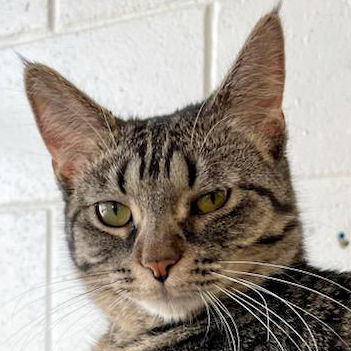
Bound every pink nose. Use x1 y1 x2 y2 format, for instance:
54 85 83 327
143 259 178 283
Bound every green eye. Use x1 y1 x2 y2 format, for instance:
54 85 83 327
195 190 228 214
96 201 132 227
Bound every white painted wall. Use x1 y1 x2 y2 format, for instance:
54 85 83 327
0 1 350 350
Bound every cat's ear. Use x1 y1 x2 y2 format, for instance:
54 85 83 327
209 11 285 158
24 63 119 189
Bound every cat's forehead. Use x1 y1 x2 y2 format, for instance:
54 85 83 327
77 107 267 206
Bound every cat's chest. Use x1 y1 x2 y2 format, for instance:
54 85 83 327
93 304 350 351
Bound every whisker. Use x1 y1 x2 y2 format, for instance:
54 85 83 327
190 99 207 147
253 283 351 350
218 285 305 351
223 269 351 315
229 276 271 342
214 285 287 351
101 108 118 151
12 281 93 319
2 268 118 312
199 114 234 154
204 291 236 351
49 297 107 351
51 288 119 333
53 290 127 350
7 269 122 326
198 291 211 343
238 277 351 351
107 322 117 349
203 293 221 330
214 276 313 351
208 290 240 351
234 279 316 351
16 291 103 351
3 278 124 349
219 260 351 295
214 272 351 350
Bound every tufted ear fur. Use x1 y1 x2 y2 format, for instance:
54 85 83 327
208 11 286 159
24 63 120 190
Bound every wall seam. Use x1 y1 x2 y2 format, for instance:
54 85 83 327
45 208 53 351
203 1 220 97
48 0 57 32
0 0 215 50
0 200 62 212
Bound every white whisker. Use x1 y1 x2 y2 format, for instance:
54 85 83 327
213 271 351 350
214 285 287 351
190 100 207 147
243 277 351 350
217 284 306 351
223 269 351 315
204 291 237 351
198 291 211 343
219 260 351 295
208 290 240 351
199 114 234 154
234 279 316 351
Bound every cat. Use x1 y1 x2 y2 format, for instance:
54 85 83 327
24 9 351 351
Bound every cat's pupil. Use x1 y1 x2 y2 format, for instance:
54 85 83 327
112 202 119 214
210 192 216 203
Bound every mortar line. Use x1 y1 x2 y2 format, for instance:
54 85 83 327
48 0 57 32
45 208 53 351
0 200 61 211
0 0 213 50
203 1 220 97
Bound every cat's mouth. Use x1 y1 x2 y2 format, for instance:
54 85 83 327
135 290 204 322
130 282 204 321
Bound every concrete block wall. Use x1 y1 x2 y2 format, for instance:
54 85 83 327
0 1 350 350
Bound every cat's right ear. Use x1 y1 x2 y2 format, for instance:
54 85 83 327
24 63 120 190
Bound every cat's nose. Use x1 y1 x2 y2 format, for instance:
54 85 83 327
143 258 179 283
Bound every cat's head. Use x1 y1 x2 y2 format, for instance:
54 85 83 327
25 11 301 323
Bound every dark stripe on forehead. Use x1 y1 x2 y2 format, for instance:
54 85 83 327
118 159 129 194
239 184 293 213
164 142 176 177
138 141 146 180
148 123 165 179
131 124 147 180
185 156 197 188
149 147 160 178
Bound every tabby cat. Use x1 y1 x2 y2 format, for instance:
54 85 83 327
24 10 351 351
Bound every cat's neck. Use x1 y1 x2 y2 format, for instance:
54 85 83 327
95 301 188 350
106 298 166 336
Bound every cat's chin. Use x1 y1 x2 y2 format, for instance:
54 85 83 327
135 294 204 322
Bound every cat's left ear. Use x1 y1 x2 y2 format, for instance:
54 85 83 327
24 63 120 190
208 11 285 159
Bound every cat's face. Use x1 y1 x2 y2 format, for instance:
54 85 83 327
25 12 301 322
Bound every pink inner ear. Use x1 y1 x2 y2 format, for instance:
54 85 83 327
52 157 76 182
39 116 82 181
260 117 285 138
256 95 282 109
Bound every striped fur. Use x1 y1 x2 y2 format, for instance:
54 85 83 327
25 10 351 351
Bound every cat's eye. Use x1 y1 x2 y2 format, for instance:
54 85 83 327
96 201 132 227
194 190 228 214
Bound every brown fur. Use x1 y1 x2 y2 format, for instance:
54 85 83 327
24 10 350 351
